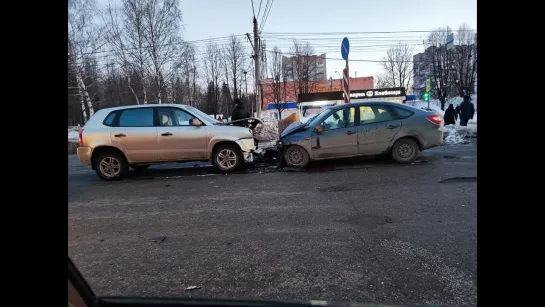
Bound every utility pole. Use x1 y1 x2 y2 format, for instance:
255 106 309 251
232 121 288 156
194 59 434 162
243 71 248 97
253 17 261 118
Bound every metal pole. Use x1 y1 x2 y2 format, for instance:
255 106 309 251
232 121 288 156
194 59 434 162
253 17 261 118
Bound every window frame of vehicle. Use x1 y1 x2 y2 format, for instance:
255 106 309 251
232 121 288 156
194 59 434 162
389 105 415 119
155 107 201 127
318 106 356 131
109 107 156 128
358 104 400 125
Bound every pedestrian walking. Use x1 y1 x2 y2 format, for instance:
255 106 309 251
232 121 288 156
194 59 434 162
458 95 475 126
443 104 456 125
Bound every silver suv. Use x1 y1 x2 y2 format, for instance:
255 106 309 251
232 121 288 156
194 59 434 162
76 104 256 180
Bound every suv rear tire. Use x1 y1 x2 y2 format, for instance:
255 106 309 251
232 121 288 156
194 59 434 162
391 138 420 164
94 151 128 181
213 143 243 173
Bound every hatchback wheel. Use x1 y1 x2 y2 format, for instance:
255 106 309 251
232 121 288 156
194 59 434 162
213 144 242 172
284 145 310 168
94 151 128 181
391 138 420 163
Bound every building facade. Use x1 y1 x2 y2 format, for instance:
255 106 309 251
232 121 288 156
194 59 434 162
260 76 374 110
282 53 327 82
412 34 477 96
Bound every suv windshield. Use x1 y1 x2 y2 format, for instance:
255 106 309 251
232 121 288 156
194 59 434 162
185 105 219 124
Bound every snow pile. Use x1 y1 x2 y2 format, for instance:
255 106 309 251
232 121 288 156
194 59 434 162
68 126 80 142
443 126 466 145
254 117 279 142
443 125 477 145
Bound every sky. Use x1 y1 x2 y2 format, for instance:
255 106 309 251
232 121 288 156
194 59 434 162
181 0 477 83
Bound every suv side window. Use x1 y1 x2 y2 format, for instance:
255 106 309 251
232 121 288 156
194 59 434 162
359 105 396 125
118 108 154 127
103 111 117 126
392 106 414 119
157 107 195 126
321 107 355 131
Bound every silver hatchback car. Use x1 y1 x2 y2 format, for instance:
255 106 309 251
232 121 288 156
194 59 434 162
76 104 257 180
278 101 444 167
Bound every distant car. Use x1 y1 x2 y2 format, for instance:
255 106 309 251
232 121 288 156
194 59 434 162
278 101 443 168
76 104 257 181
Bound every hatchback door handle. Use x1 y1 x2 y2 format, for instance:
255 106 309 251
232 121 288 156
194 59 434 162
346 130 356 135
161 132 173 136
114 133 126 137
386 125 398 129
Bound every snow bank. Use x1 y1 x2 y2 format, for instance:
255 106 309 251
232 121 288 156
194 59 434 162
68 126 80 142
254 117 279 142
443 125 477 145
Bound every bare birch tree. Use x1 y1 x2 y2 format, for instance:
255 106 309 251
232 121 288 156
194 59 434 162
103 3 141 104
121 0 151 104
379 43 414 90
225 35 247 99
181 43 197 106
288 40 319 99
203 41 222 116
374 72 391 88
426 27 455 110
268 46 286 120
68 0 102 122
453 24 477 97
141 0 184 103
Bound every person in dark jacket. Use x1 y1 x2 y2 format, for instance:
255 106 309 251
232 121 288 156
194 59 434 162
454 105 460 121
231 98 250 127
443 104 456 125
459 95 475 126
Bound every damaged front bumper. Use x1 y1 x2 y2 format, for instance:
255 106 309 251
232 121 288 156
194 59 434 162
236 138 257 163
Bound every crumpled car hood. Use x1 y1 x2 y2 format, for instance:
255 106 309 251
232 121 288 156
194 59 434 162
280 121 307 138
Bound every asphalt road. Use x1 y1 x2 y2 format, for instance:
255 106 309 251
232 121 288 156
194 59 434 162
68 143 477 307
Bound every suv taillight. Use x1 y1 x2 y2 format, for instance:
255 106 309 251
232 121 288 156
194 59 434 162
427 114 442 125
78 129 84 147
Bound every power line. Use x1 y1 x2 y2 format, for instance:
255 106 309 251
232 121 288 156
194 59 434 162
259 0 273 32
257 0 263 19
262 29 476 35
79 34 247 56
263 49 434 63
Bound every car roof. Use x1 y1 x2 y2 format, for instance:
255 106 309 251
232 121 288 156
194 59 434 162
97 103 189 112
327 101 410 111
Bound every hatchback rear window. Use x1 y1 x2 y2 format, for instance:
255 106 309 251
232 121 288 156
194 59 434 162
392 106 415 119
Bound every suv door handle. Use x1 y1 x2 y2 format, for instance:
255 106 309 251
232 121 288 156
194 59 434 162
114 133 126 137
161 132 173 136
386 125 398 129
346 130 356 135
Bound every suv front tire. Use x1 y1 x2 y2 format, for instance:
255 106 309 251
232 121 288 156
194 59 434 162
213 143 242 173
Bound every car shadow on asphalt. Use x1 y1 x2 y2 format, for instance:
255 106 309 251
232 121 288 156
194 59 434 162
122 154 436 181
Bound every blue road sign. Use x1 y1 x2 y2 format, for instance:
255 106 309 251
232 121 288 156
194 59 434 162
341 37 350 60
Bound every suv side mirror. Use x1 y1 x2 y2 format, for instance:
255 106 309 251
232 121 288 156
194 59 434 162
314 125 324 133
190 118 203 126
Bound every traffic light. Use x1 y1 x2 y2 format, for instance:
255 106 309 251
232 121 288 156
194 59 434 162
422 92 430 102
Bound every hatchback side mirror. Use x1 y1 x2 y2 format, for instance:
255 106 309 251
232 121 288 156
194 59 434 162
314 125 324 133
190 118 203 126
